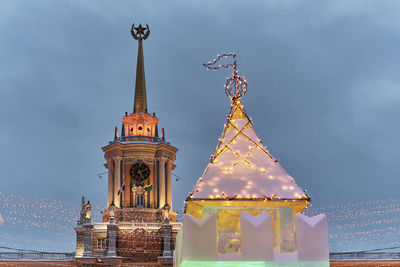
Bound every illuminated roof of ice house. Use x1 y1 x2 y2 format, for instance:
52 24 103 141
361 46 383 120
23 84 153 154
188 53 309 201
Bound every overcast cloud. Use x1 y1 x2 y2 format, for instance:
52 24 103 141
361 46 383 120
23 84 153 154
1 0 400 215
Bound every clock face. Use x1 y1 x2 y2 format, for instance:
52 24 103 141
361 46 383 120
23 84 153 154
130 163 150 182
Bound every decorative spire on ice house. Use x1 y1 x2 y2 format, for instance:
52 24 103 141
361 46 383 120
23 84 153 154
188 53 309 201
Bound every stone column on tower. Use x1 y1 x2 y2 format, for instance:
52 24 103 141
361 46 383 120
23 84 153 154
158 157 167 208
145 190 148 207
121 159 126 207
166 160 173 209
153 159 159 208
107 160 114 208
113 157 122 207
124 165 131 208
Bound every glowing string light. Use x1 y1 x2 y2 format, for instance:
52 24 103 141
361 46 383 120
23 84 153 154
203 53 247 101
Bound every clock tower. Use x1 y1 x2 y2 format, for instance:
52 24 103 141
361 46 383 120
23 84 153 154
101 24 178 222
74 24 178 266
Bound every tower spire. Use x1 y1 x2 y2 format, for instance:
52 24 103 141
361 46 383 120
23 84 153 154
131 24 150 113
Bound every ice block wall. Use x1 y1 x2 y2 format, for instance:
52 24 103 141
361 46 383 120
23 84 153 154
296 213 329 262
240 211 274 261
177 211 329 265
181 213 218 261
173 227 183 267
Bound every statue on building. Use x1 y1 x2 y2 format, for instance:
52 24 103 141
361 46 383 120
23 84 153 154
109 202 115 218
78 197 92 224
85 201 92 220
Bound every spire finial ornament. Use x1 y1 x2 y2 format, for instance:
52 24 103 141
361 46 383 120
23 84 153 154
131 24 150 41
131 23 150 113
203 53 248 102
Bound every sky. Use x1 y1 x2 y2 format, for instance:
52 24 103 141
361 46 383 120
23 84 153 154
1 0 400 234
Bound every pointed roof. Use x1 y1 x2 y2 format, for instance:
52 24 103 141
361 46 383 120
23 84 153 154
131 24 150 113
189 99 308 201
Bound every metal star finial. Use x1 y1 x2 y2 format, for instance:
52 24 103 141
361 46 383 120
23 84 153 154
203 53 248 102
131 23 150 41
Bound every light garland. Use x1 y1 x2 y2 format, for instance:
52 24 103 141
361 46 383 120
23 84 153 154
203 53 247 101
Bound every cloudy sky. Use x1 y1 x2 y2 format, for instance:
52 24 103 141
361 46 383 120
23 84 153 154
1 0 400 217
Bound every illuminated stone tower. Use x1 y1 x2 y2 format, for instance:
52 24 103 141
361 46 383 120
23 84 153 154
102 24 178 220
75 24 178 266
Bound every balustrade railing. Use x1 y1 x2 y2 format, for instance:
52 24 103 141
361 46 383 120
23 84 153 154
330 251 400 260
111 135 166 144
0 252 75 260
2 251 400 261
118 221 180 229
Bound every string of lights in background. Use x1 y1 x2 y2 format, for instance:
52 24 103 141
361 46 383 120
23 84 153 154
306 198 400 252
1 191 400 253
0 192 102 252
